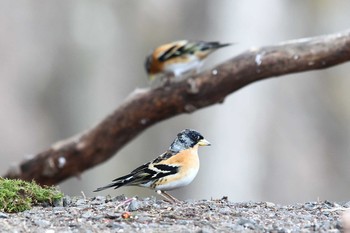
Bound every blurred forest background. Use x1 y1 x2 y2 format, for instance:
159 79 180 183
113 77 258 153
1 0 350 204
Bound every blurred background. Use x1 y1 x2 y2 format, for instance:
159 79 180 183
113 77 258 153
1 0 350 204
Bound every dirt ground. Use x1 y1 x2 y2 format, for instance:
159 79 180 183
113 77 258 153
0 195 347 232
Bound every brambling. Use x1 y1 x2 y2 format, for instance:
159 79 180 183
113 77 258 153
94 129 211 203
145 40 231 82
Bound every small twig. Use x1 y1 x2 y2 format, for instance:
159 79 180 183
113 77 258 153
321 207 350 212
116 197 136 211
81 191 87 200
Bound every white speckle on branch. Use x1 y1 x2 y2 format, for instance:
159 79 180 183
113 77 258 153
42 157 56 177
293 54 300 60
187 78 199 94
140 118 149 125
58 156 66 168
184 104 197 112
255 53 263 66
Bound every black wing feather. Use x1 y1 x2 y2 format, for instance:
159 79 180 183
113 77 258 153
94 151 180 192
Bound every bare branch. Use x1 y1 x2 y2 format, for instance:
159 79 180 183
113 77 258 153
4 29 350 185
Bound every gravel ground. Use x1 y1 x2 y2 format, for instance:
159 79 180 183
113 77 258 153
0 195 347 232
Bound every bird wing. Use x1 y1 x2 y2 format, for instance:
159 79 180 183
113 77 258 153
109 162 179 188
158 41 231 62
158 41 196 62
93 151 180 192
108 151 178 185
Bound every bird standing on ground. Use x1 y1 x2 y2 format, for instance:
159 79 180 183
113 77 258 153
145 40 231 82
94 129 211 203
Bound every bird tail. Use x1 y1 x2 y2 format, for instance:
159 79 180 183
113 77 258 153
93 174 136 192
93 182 120 192
202 41 232 50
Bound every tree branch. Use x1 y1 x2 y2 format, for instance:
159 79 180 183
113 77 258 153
4 29 350 185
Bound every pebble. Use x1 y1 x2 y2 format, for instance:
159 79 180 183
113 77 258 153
107 222 124 230
53 198 63 207
62 196 72 207
237 218 258 230
75 198 86 206
343 201 350 208
81 211 93 219
52 207 65 214
34 219 51 227
219 207 231 215
45 229 55 233
0 212 9 218
265 202 275 208
112 195 126 202
91 196 106 205
128 200 140 211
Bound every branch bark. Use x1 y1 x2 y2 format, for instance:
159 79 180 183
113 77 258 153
4 29 350 185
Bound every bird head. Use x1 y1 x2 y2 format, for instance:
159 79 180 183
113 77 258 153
169 129 210 153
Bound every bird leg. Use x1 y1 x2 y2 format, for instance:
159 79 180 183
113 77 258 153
156 190 180 203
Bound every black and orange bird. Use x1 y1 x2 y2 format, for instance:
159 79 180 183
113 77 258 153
145 40 231 82
94 129 211 203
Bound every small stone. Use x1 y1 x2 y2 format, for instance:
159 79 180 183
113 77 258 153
0 212 8 218
75 198 86 206
34 219 51 227
63 196 72 207
107 222 124 230
184 199 195 204
53 207 65 214
266 202 276 208
45 229 55 233
128 200 140 211
219 207 231 215
121 212 131 219
177 220 190 225
40 201 51 207
113 195 126 202
207 204 217 211
304 202 318 210
91 196 106 205
82 211 93 218
53 198 63 207
152 203 161 209
221 196 229 201
238 218 258 230
343 201 350 208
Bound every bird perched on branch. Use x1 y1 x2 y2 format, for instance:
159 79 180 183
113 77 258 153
94 129 211 203
145 40 231 82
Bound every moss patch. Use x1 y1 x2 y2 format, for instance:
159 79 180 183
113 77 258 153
0 177 63 213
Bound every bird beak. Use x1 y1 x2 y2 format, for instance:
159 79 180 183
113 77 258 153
198 139 211 146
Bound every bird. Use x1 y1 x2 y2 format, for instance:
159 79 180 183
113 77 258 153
145 40 231 82
93 129 211 203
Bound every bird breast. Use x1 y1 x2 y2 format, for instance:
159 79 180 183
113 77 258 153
154 146 200 191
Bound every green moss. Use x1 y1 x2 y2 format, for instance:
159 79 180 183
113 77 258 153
0 177 63 213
